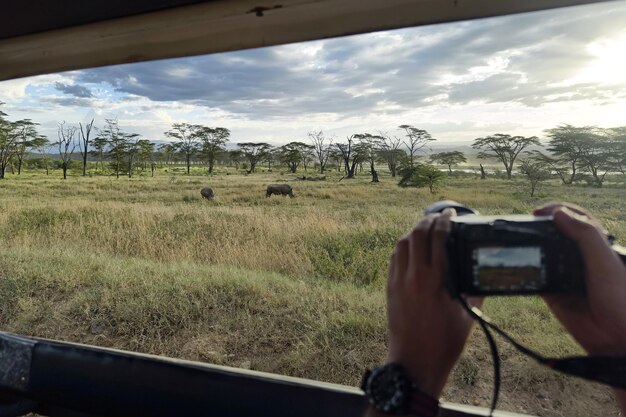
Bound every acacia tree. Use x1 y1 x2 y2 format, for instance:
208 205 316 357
34 136 51 175
541 125 614 186
279 142 307 173
125 134 142 178
137 140 155 172
0 108 19 179
430 151 467 174
577 131 613 187
308 130 333 173
377 132 402 177
14 119 40 175
399 125 435 166
195 126 230 173
300 144 315 172
472 134 540 179
56 121 78 180
328 148 343 172
519 158 551 197
398 164 445 193
265 148 279 171
157 143 177 167
354 133 383 182
78 118 95 176
91 136 108 172
99 119 127 179
228 150 243 169
540 124 590 185
238 142 272 173
606 126 626 174
164 123 199 174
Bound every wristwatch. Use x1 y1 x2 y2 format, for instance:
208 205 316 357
361 363 439 416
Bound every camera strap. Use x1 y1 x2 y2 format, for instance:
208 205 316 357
456 296 626 415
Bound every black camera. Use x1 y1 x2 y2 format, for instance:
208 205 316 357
446 214 585 296
424 201 586 296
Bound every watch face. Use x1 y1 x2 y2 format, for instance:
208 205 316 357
366 364 412 413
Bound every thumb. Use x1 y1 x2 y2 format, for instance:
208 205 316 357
553 207 615 270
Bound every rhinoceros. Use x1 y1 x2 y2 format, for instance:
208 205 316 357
200 187 215 200
266 184 294 198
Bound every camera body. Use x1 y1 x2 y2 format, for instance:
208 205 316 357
446 215 585 296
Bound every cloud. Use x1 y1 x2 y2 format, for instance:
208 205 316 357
68 1 626 122
42 97 94 107
1 1 626 143
54 82 93 98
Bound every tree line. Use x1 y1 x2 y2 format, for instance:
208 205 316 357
1 103 624 191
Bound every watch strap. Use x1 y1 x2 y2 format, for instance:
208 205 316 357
406 388 439 417
361 364 440 416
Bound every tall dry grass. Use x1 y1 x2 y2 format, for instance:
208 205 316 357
0 168 624 416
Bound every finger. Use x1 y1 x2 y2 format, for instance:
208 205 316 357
408 214 439 272
542 293 588 315
388 246 398 290
431 208 455 268
394 238 410 278
553 207 617 270
388 237 409 294
534 202 594 221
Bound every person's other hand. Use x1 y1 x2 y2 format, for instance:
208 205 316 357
534 203 626 356
386 208 482 398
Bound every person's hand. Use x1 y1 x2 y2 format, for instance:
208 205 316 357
534 203 626 356
386 208 482 398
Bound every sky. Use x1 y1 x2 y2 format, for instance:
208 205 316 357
477 247 542 268
1 1 625 147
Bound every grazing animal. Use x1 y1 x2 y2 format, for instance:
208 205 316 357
266 184 294 198
200 187 215 200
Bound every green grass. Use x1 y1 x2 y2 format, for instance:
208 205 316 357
0 166 623 416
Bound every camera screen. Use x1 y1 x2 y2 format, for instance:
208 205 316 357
472 246 546 291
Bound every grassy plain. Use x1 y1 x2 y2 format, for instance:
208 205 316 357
0 166 624 416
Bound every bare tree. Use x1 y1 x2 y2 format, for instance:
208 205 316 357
399 125 435 166
308 130 333 173
336 135 365 179
56 121 77 180
78 118 95 176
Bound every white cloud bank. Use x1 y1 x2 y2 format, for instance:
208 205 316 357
1 1 625 145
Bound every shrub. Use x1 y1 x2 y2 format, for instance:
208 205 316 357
398 164 445 193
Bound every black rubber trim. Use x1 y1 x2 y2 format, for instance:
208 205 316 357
0 0 214 40
28 339 366 417
0 333 530 416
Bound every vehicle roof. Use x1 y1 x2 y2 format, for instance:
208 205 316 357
0 0 617 81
